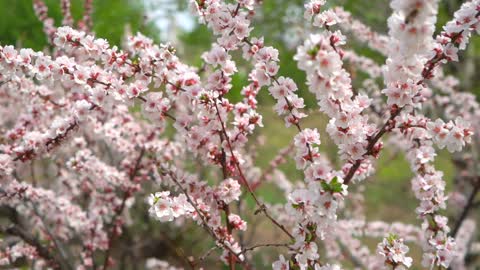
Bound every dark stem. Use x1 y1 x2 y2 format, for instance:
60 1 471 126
0 216 61 270
212 101 294 240
344 108 401 185
102 148 145 270
160 169 249 267
451 178 480 237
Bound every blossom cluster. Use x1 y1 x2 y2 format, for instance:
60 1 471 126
377 234 413 269
0 0 479 269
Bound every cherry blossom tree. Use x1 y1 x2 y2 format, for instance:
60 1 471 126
0 0 479 269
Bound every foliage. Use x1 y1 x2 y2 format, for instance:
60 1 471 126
0 0 157 50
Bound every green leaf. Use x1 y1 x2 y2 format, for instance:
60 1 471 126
329 176 344 193
387 233 398 245
307 45 320 57
321 176 343 193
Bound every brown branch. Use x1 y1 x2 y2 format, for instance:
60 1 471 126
0 80 11 87
343 107 401 185
212 100 294 240
102 148 145 270
159 168 249 267
342 20 478 186
1 191 72 269
0 224 61 269
451 178 480 237
242 243 289 254
31 203 74 270
218 133 237 270
223 204 236 270
252 143 294 190
12 104 97 162
198 245 218 262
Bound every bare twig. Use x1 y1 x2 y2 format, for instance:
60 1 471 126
213 101 294 240
198 246 219 262
242 243 289 254
217 133 237 270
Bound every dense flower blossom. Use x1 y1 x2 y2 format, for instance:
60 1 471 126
0 0 479 268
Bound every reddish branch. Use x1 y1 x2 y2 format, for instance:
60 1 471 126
218 133 238 270
343 18 480 186
212 100 295 240
343 107 401 185
12 104 97 162
13 119 79 162
0 225 62 269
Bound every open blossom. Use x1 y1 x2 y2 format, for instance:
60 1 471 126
382 80 426 107
0 0 478 268
0 242 38 266
269 77 298 99
422 232 456 268
228 214 247 231
272 255 289 270
377 234 413 269
148 192 194 222
286 189 318 219
313 9 341 27
1 45 18 64
73 100 92 120
441 0 480 51
216 178 242 204
426 117 473 152
294 128 320 149
0 154 13 177
304 0 326 20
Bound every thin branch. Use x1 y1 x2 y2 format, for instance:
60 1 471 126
212 100 294 240
13 104 97 162
198 246 219 262
159 168 249 268
344 108 401 185
31 204 74 270
0 80 11 87
451 178 480 237
337 239 367 270
242 243 289 254
102 148 145 270
0 224 61 269
218 132 237 270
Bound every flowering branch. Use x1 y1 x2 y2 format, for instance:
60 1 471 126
0 0 479 268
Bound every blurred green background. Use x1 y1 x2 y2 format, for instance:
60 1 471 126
0 0 478 269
